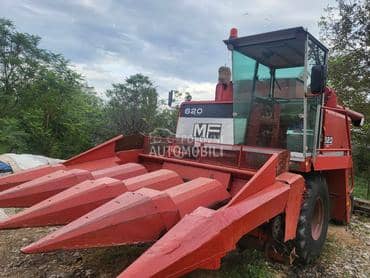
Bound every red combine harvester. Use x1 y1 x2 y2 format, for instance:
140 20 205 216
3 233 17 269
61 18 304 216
0 27 364 277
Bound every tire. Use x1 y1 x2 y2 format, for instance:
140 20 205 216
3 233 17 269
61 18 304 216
295 174 330 264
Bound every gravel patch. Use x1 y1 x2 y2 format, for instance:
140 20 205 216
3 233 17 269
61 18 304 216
0 210 369 277
0 209 7 220
270 215 370 277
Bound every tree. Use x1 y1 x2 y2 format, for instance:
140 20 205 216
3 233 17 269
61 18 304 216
0 19 52 116
105 74 159 136
104 75 193 137
155 90 192 134
319 0 370 175
319 0 369 109
0 18 105 158
18 67 105 158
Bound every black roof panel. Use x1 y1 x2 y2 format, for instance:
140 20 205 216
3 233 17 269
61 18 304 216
224 27 328 68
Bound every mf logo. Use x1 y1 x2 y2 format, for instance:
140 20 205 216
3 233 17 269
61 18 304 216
193 123 222 139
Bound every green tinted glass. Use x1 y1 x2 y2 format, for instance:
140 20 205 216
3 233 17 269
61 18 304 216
231 51 309 153
232 51 256 144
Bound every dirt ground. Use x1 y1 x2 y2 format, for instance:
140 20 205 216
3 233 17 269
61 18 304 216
269 215 370 278
0 209 369 278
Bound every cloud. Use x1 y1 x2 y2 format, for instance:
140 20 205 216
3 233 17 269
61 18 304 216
0 0 336 100
73 49 215 100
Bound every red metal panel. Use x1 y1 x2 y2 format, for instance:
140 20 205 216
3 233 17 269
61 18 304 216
166 177 230 217
0 170 182 229
325 169 351 223
323 105 364 127
228 177 251 197
276 172 305 241
163 162 231 188
21 189 179 253
0 164 66 192
116 149 143 163
63 157 121 171
140 154 256 177
322 109 350 151
124 169 183 191
91 163 146 180
0 135 142 192
0 178 124 229
226 154 278 206
63 135 123 166
313 156 352 170
118 182 289 277
0 169 93 207
0 163 147 208
21 178 229 253
289 158 312 173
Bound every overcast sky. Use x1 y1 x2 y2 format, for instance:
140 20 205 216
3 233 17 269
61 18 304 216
0 0 335 100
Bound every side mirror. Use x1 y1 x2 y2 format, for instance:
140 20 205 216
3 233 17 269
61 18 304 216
310 65 327 94
168 90 174 107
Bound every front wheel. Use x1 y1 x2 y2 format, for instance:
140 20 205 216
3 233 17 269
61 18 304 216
295 174 330 264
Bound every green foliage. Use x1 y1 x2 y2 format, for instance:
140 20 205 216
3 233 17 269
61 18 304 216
104 74 184 137
0 17 182 159
189 250 272 278
0 18 49 116
319 0 370 177
218 250 271 278
104 74 158 136
154 90 192 134
0 117 29 153
354 176 370 200
0 19 105 159
154 108 178 134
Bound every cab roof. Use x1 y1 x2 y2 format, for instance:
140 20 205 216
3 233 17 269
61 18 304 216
224 27 328 69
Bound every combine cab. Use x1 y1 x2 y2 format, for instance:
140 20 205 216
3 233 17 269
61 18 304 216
0 27 364 277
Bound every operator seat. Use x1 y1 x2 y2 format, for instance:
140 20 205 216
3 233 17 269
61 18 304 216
245 100 281 148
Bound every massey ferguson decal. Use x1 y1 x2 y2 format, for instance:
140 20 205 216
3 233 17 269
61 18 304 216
193 123 222 139
176 102 234 144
